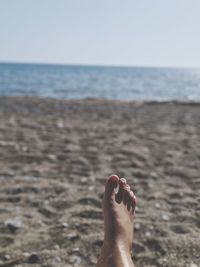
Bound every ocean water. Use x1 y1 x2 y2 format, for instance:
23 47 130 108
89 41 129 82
0 62 200 101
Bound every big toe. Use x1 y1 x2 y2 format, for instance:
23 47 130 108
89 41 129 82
104 174 119 199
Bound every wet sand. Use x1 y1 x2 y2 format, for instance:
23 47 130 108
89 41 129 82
0 96 200 267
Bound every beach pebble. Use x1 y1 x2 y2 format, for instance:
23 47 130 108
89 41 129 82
134 223 141 230
57 120 64 129
161 213 170 221
61 222 68 228
22 146 28 152
72 247 80 252
69 255 82 264
80 177 88 184
150 172 158 179
54 244 60 250
5 218 23 233
155 202 161 208
189 263 198 267
28 253 39 264
4 255 11 260
23 252 30 258
47 154 57 161
149 225 154 230
88 185 94 191
145 231 151 237
55 256 61 262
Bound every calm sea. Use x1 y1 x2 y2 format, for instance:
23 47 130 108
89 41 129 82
0 62 200 101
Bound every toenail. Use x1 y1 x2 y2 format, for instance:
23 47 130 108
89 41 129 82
119 178 127 185
108 174 119 182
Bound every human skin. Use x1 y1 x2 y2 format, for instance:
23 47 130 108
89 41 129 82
96 175 136 267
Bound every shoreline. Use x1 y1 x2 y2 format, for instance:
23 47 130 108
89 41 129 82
2 95 200 104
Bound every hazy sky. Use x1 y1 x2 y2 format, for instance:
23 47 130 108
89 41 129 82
0 0 200 67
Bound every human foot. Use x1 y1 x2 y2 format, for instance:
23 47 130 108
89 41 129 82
97 174 136 267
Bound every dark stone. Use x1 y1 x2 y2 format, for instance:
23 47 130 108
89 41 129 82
28 253 39 264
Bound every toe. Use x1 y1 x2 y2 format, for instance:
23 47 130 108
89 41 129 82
129 190 137 214
105 174 119 199
115 178 127 204
123 184 130 205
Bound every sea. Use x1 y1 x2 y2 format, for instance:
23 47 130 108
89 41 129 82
0 62 200 101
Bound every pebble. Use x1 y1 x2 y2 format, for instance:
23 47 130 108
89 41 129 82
4 255 11 260
149 225 154 230
80 177 88 184
55 256 61 262
161 213 170 221
5 218 23 233
57 120 64 129
47 154 57 161
150 172 158 179
190 263 198 267
88 185 94 191
67 233 79 241
69 255 82 264
145 231 151 237
28 253 39 264
72 247 80 252
155 202 161 208
134 223 141 230
23 252 30 258
61 222 68 228
54 244 60 250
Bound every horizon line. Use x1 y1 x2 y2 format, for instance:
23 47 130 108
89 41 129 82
0 60 200 70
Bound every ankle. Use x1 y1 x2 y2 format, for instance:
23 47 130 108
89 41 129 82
97 242 133 267
102 240 132 258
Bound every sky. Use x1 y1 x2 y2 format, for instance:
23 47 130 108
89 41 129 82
0 0 200 67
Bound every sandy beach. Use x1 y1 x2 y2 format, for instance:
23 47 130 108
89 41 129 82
0 96 199 267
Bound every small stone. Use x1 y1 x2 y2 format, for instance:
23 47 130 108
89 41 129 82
72 247 80 252
150 172 158 179
4 255 11 260
28 253 39 264
145 231 151 237
23 252 30 258
5 219 22 233
22 146 28 152
67 233 79 241
55 256 61 262
134 223 141 230
80 177 88 184
149 225 154 230
155 202 161 208
190 263 198 267
44 200 49 205
88 185 94 191
54 244 60 250
47 154 57 161
69 255 82 264
61 222 68 228
135 206 139 212
161 213 170 221
57 120 64 129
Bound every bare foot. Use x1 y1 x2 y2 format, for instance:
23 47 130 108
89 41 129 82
97 175 136 267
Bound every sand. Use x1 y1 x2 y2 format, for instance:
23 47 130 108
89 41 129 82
0 96 199 267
